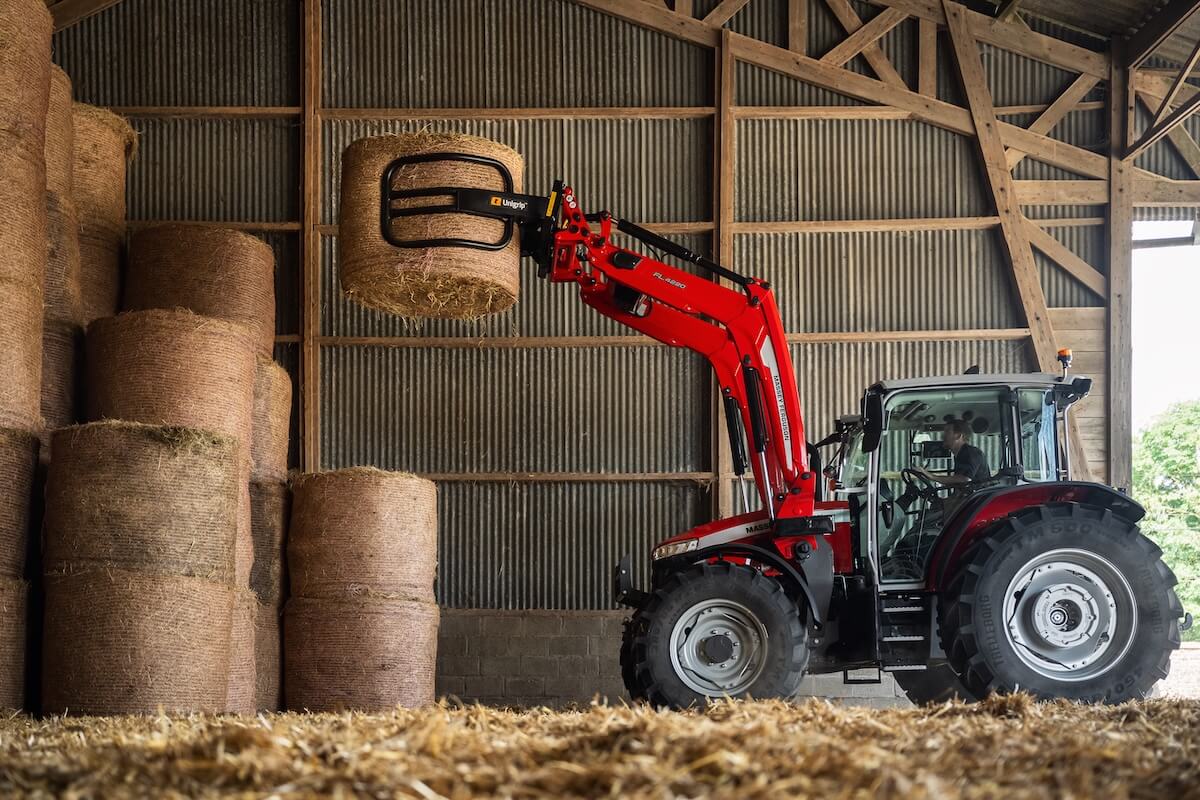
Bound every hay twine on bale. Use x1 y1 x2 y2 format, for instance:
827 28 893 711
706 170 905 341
0 0 51 151
289 467 437 601
0 577 26 711
338 132 524 319
41 566 233 715
250 357 292 484
39 321 83 448
44 421 241 584
0 428 38 579
85 309 258 464
0 276 45 432
249 480 288 605
125 226 277 358
254 600 282 712
73 103 136 324
1 696 1200 796
225 588 258 715
284 595 438 712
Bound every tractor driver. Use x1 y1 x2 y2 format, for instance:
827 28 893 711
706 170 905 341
914 419 990 488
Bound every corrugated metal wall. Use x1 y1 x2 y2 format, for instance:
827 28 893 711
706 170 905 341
53 0 1146 609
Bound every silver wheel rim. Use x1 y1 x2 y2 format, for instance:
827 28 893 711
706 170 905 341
669 599 769 697
1002 548 1137 681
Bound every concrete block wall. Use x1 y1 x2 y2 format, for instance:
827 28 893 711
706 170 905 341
436 609 908 707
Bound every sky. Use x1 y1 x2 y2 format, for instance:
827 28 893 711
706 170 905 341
1132 220 1200 433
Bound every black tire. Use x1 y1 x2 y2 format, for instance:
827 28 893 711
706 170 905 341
939 502 1184 703
623 562 809 708
892 664 978 705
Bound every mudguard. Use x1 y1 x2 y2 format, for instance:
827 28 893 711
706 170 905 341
926 481 1146 590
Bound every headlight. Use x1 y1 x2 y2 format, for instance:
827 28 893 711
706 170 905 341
652 539 698 560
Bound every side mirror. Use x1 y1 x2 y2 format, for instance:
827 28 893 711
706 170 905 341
863 392 884 453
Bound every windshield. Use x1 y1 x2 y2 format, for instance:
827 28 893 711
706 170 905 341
841 430 870 488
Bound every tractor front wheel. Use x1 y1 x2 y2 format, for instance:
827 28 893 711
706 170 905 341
939 502 1184 703
622 562 809 708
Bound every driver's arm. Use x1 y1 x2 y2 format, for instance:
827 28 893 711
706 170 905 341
911 465 971 487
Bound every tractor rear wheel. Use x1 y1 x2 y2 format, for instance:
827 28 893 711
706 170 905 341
939 502 1183 703
892 664 977 705
622 561 809 708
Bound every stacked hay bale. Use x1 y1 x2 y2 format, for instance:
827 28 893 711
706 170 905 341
72 103 135 325
339 133 524 318
41 66 85 457
0 0 53 711
285 469 438 711
85 309 258 712
248 357 292 710
40 422 238 714
117 224 282 711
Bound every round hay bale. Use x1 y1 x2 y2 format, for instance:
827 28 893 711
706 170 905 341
250 480 288 605
235 481 254 588
41 566 233 715
0 429 38 579
225 588 257 714
0 0 51 150
85 309 258 465
125 226 277 357
283 595 438 711
338 133 523 319
44 66 73 198
254 599 282 712
0 276 44 431
44 67 83 324
0 577 27 710
289 468 437 601
40 321 83 445
44 421 240 583
72 103 135 242
77 233 121 325
0 147 48 291
251 357 292 483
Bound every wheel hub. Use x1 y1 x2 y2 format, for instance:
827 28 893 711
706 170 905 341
1002 549 1136 681
670 600 768 697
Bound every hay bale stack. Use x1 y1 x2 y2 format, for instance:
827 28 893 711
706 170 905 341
250 481 288 606
0 278 44 432
289 468 437 601
43 422 239 582
255 601 282 711
44 65 82 324
251 357 292 484
226 589 257 714
124 226 277 358
41 567 233 715
0 0 51 144
0 577 27 710
72 104 136 324
0 429 39 579
284 595 438 712
39 322 82 456
338 133 523 319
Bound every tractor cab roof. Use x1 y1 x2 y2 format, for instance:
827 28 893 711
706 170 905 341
870 372 1087 394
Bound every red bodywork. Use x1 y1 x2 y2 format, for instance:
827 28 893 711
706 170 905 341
546 187 817 520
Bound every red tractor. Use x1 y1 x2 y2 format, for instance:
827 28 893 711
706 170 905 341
381 162 1191 707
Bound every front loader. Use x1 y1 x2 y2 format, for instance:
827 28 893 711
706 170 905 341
380 156 1191 707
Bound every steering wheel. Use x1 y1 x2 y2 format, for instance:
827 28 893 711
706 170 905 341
900 467 943 502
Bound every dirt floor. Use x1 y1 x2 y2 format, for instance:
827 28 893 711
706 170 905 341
1162 643 1200 698
0 695 1197 799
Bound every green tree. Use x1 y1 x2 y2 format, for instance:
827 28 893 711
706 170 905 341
1132 400 1200 641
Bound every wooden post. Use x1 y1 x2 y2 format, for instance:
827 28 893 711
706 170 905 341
301 0 321 472
788 0 806 54
1108 43 1134 490
918 18 937 96
712 29 736 518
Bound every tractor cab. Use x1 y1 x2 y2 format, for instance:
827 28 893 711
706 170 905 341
828 373 1093 587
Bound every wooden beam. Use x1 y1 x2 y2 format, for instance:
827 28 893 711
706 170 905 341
996 100 1105 116
674 0 694 16
714 29 736 518
126 220 302 233
1133 69 1199 105
918 18 937 96
727 33 1109 178
824 0 907 88
1126 91 1200 161
572 0 720 46
1023 219 1108 296
702 0 750 27
111 106 303 119
869 0 1108 79
731 105 912 119
420 472 716 484
1152 37 1200 125
48 0 123 29
730 216 1001 233
301 0 321 473
995 0 1025 23
788 0 807 54
1124 0 1200 69
1108 42 1135 490
1133 173 1200 205
942 0 1059 373
1136 92 1200 178
1005 74 1101 170
1015 180 1108 205
821 7 908 67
